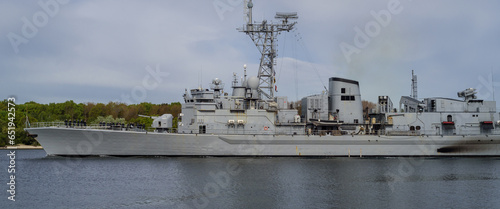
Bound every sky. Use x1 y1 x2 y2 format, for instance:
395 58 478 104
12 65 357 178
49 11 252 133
1 0 500 111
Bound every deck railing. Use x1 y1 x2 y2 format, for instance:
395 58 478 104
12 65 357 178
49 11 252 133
29 122 146 131
29 122 65 128
29 122 174 133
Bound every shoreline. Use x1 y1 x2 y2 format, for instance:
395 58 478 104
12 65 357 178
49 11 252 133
0 144 44 150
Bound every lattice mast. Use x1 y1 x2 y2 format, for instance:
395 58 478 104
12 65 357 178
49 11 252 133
411 70 418 99
239 0 298 100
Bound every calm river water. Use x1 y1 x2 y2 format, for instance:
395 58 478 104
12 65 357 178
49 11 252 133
1 150 500 209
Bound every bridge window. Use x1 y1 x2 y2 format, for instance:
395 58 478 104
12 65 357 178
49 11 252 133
341 96 355 101
341 88 346 94
199 125 206 134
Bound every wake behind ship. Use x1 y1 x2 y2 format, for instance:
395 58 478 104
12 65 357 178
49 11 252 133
25 1 500 157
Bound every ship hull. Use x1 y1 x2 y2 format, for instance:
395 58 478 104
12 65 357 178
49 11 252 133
26 127 500 157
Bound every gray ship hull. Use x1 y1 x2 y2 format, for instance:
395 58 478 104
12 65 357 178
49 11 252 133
26 127 500 157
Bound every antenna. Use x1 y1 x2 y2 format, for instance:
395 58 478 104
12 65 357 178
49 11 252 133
492 69 496 101
411 70 418 99
244 0 252 24
275 12 298 25
25 104 30 128
198 66 203 89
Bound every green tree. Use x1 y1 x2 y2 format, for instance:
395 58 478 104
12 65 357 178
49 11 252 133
89 103 105 121
92 115 126 124
0 100 185 147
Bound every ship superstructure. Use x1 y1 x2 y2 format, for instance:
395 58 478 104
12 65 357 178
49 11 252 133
179 73 304 135
301 77 500 137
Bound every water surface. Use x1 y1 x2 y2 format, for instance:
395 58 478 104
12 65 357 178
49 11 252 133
1 150 500 208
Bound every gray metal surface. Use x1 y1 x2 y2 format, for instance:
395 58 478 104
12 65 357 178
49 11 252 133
26 127 500 156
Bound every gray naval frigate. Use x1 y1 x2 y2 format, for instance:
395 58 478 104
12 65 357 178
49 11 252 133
25 1 500 156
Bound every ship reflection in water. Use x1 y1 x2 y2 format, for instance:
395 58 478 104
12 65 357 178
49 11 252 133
3 150 500 208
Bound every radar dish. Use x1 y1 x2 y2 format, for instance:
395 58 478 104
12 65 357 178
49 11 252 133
247 76 259 89
275 12 298 20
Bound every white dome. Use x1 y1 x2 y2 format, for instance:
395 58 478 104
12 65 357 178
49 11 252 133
247 76 259 89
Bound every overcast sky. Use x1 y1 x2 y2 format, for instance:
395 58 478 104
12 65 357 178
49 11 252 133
2 0 500 110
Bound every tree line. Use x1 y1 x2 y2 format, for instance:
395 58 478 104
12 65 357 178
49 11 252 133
0 100 181 147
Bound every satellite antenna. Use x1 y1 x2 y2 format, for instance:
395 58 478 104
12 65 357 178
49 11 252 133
239 0 298 100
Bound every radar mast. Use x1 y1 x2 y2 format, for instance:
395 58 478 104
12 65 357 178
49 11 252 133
239 0 298 100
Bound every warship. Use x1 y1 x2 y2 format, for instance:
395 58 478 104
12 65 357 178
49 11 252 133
25 1 500 157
